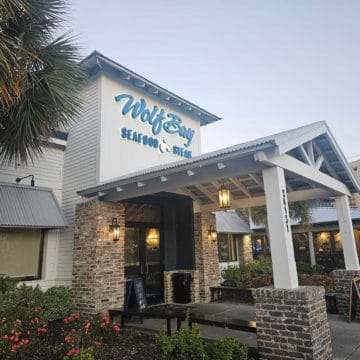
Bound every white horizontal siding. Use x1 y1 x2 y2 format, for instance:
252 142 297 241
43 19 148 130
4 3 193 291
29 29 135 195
57 77 100 282
0 147 64 204
0 147 65 283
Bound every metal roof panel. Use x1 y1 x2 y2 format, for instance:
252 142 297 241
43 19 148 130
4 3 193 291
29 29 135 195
0 182 67 228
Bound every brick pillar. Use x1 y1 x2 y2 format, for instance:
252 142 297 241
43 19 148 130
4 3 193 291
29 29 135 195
253 286 332 360
238 234 253 264
331 269 360 316
72 200 125 313
194 212 220 302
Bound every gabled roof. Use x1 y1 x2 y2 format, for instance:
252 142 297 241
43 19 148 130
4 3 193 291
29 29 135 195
78 121 360 206
80 51 221 126
0 182 67 228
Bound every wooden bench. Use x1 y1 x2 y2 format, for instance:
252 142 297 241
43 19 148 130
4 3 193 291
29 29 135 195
109 303 189 335
109 303 257 335
189 316 257 333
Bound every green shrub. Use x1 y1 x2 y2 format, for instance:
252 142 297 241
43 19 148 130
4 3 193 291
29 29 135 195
0 276 18 294
0 284 73 358
61 312 122 355
156 315 206 360
206 338 248 360
296 261 325 275
298 273 335 293
222 257 273 288
63 348 95 360
41 286 73 322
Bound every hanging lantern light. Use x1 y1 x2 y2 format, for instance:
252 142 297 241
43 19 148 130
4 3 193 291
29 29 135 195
208 225 217 242
109 218 120 241
218 183 230 209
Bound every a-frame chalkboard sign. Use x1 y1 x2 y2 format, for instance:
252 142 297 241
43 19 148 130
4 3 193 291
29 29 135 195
348 277 360 321
124 278 148 312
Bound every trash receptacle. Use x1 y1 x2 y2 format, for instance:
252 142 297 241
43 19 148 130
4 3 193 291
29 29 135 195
173 273 192 303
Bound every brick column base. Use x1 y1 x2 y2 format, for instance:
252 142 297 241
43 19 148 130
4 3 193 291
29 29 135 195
253 286 332 360
331 269 360 316
164 270 199 303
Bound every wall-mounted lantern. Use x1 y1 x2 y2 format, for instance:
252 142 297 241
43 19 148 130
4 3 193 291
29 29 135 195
16 174 35 187
208 225 217 242
218 183 230 209
109 218 120 241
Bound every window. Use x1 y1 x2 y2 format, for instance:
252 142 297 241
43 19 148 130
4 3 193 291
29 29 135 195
0 228 44 280
218 233 237 262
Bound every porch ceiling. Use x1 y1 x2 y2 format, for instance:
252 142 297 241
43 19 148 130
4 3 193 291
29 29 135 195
78 122 360 212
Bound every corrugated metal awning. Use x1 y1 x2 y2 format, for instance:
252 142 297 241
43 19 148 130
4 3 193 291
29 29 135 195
0 182 67 228
215 210 252 234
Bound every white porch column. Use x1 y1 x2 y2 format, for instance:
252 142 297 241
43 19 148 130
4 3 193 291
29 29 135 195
308 231 316 266
262 166 299 288
335 195 360 270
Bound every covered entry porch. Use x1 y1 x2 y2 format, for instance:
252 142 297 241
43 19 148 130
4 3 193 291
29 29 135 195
74 121 360 359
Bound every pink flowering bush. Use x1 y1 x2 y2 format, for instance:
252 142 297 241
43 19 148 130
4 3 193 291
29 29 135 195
0 277 72 358
61 312 122 356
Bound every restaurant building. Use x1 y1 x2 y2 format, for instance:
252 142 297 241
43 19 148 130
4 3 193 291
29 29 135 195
1 51 360 359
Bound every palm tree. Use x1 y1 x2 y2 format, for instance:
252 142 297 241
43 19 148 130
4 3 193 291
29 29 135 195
248 200 313 255
250 200 313 228
0 0 84 164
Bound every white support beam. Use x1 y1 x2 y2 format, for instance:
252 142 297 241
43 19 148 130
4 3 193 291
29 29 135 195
175 187 202 203
306 141 315 166
249 174 264 190
255 151 350 196
335 195 360 270
196 184 218 203
315 155 324 170
299 145 314 166
308 232 316 266
199 188 332 213
262 166 299 289
312 142 338 178
229 177 252 197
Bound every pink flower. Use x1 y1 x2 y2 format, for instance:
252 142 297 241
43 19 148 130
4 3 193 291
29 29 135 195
24 339 29 345
113 324 120 332
67 349 76 356
84 322 91 330
3 335 8 340
100 322 106 328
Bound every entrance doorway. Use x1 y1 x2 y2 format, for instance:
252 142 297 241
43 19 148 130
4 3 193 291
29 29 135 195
124 224 163 304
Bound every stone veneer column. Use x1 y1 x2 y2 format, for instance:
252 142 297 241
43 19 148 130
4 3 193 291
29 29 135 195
331 269 360 316
72 199 125 314
194 212 220 302
253 286 332 360
238 234 253 264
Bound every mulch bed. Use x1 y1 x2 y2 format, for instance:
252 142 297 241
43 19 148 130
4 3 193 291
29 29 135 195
11 321 161 360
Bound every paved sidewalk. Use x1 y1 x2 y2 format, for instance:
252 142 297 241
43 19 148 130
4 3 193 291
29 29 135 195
120 301 360 359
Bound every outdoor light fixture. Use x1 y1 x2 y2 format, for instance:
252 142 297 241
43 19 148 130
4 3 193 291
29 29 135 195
218 183 230 209
15 174 35 187
208 225 217 242
109 218 120 241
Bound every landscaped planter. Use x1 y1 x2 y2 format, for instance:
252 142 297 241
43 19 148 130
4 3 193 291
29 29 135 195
211 285 338 313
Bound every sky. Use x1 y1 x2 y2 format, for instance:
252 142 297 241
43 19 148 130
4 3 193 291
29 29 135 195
68 0 360 161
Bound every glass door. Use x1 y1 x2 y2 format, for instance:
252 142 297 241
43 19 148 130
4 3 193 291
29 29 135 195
125 226 163 304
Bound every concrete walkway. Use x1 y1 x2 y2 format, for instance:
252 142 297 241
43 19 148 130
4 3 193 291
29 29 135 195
121 301 360 359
